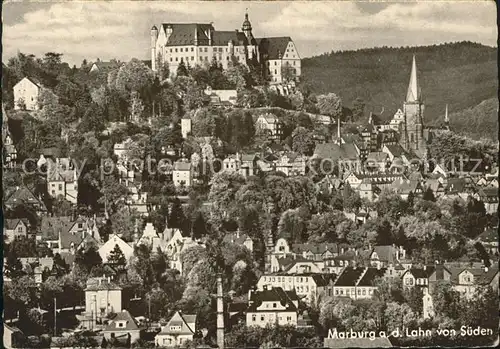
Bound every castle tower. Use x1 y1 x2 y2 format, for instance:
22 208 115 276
241 12 253 42
401 55 425 155
151 25 158 71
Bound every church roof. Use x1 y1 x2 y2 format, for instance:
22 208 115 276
212 31 248 46
406 55 421 103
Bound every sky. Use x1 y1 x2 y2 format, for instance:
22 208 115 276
3 1 498 66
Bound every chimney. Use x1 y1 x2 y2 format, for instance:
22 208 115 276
216 274 224 349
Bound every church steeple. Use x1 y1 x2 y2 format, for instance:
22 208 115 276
242 10 253 41
444 104 450 130
406 55 421 103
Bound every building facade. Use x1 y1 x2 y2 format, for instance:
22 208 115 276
13 77 42 111
151 13 301 84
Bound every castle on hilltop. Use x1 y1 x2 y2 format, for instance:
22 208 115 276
150 12 301 83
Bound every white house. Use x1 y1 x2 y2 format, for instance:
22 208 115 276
82 277 122 328
45 157 79 204
181 118 192 139
155 311 196 347
173 160 193 187
98 234 134 264
246 286 299 328
255 113 282 141
13 77 43 110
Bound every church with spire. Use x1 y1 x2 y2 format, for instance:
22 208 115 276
387 55 432 158
150 12 301 83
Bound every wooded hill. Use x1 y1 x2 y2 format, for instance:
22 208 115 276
302 41 498 139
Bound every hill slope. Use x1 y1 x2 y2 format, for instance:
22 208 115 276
302 41 498 138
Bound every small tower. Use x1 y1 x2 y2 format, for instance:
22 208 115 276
241 11 253 41
443 104 450 130
151 25 158 71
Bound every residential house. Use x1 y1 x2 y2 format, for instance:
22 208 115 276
368 245 406 268
345 172 403 191
113 138 134 162
164 229 200 275
475 228 498 256
82 277 122 328
239 153 259 177
246 287 300 327
359 124 378 153
222 154 241 173
451 266 499 299
255 113 283 141
402 266 436 288
45 157 79 204
173 160 193 187
13 77 43 110
424 179 445 198
155 311 196 347
89 61 120 73
3 324 25 349
137 223 168 252
427 264 452 293
5 186 47 214
356 178 378 202
477 187 498 214
256 273 334 305
274 152 307 176
102 310 142 344
390 177 424 200
325 266 386 300
4 219 30 241
98 234 134 264
382 144 413 173
323 250 360 274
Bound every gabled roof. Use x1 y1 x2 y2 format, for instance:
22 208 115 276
257 113 278 124
257 37 292 60
404 267 435 279
5 186 46 210
371 245 399 264
4 218 29 230
247 287 299 312
314 142 359 161
158 311 196 335
174 161 191 171
212 30 248 46
383 144 408 158
40 216 72 240
357 267 387 286
104 310 140 332
366 152 389 162
333 267 365 287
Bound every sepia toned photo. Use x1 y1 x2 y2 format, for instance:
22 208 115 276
2 1 498 348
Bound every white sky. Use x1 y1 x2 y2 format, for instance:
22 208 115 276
3 1 497 66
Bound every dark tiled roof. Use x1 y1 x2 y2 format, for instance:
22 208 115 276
405 267 435 279
162 23 212 46
104 310 140 332
334 267 365 287
383 144 408 158
257 37 292 60
4 218 29 230
5 186 46 210
357 267 387 286
372 245 399 263
247 287 298 312
212 30 248 46
174 161 191 171
477 227 498 243
40 216 72 240
314 142 359 161
292 243 339 255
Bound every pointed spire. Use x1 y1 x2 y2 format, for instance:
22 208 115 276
406 55 420 103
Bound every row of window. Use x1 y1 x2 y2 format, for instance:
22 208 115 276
251 314 292 322
267 61 298 66
169 55 240 63
170 47 242 53
331 288 373 296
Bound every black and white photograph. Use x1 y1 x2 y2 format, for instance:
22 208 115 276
2 1 498 348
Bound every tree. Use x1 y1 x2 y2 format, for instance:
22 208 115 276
192 211 208 240
5 249 25 279
384 302 418 332
291 126 315 156
317 93 342 122
107 244 127 268
176 60 188 77
168 197 186 230
277 208 308 243
422 187 436 202
115 58 154 96
307 210 346 243
128 91 145 122
351 97 365 121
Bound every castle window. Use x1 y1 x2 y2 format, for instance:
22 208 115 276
175 48 178 52
191 57 194 61
175 57 178 62
204 48 208 52
170 49 172 53
191 47 194 52
180 48 183 52
170 58 173 62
